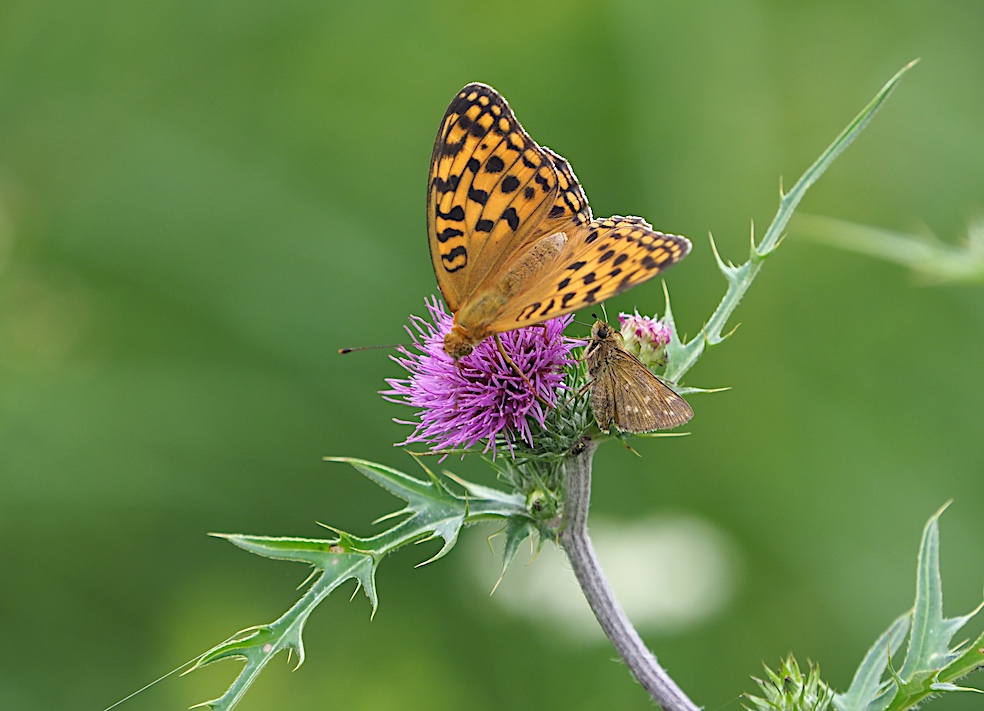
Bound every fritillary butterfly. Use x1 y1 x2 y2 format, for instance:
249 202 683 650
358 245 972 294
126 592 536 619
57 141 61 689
428 83 691 359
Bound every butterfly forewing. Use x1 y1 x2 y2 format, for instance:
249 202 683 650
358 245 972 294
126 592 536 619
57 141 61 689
585 321 693 433
537 146 592 231
428 83 561 311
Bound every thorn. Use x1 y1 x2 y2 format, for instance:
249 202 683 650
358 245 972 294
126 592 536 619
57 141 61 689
485 529 501 555
490 567 507 595
315 522 345 535
778 175 785 198
749 219 758 251
708 232 729 272
371 509 407 525
297 568 319 591
525 537 544 565
637 430 693 438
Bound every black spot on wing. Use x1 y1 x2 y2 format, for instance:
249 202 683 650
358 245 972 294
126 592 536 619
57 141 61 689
437 227 463 243
436 205 465 222
442 246 468 271
517 303 539 320
432 175 460 194
501 207 520 231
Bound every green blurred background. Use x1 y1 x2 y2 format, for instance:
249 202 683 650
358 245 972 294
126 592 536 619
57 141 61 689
2 1 982 709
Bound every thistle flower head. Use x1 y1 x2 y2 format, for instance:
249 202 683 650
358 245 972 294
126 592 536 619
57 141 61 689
384 297 577 458
618 309 672 370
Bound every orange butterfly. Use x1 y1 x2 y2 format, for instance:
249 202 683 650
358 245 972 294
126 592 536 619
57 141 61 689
428 83 691 359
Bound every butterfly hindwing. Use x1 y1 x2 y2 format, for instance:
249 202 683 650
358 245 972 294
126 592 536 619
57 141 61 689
488 216 691 332
606 350 693 432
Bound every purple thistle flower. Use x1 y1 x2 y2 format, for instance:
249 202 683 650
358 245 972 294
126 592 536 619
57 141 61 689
383 297 577 458
618 309 672 369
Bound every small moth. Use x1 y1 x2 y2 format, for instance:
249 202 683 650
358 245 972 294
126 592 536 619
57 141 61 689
584 320 693 433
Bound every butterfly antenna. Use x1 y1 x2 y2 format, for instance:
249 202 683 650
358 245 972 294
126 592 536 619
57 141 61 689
338 343 408 354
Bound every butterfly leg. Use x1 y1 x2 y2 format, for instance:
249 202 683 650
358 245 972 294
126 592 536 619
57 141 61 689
558 379 592 409
530 322 550 343
493 334 553 409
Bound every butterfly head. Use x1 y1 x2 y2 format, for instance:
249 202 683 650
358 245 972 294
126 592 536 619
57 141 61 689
443 325 475 359
591 320 617 342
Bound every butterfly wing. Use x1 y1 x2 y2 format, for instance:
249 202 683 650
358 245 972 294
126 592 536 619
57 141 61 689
486 215 691 331
592 348 693 433
537 146 592 232
427 83 564 312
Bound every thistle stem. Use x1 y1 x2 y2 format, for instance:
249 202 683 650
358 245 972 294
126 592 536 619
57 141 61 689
559 438 700 711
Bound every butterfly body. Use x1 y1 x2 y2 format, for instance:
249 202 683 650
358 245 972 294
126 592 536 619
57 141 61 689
585 320 693 433
429 83 691 359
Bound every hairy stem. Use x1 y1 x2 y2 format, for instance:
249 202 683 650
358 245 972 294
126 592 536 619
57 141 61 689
558 438 700 711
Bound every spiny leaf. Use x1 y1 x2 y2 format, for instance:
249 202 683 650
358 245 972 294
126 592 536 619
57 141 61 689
938 628 984 685
832 614 910 711
326 456 469 562
793 214 984 284
496 516 539 584
665 60 918 384
189 550 376 710
833 504 984 711
899 503 973 679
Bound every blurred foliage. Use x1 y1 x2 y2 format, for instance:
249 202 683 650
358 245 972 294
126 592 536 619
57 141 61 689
794 214 984 283
1 1 982 710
